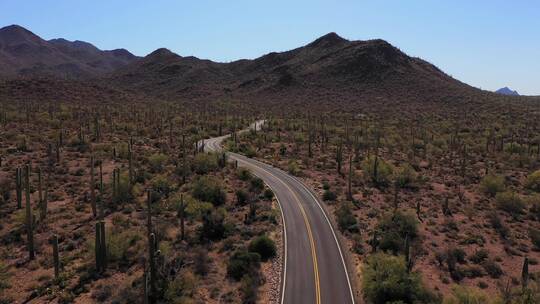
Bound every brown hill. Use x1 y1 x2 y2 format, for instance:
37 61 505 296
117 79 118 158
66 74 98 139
108 32 478 103
0 25 138 78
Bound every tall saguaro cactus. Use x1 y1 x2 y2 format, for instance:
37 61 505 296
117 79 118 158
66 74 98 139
146 191 157 302
24 165 35 260
90 156 97 217
52 234 60 279
16 167 22 209
95 221 107 272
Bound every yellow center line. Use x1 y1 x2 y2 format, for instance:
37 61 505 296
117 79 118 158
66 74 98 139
236 156 321 304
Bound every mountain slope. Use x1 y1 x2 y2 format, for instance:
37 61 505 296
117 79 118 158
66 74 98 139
109 32 475 102
0 24 138 78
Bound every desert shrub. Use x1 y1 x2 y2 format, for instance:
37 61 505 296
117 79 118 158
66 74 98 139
335 202 358 233
480 174 505 197
525 170 540 192
495 191 525 217
237 168 252 181
526 195 540 220
0 178 10 205
150 174 173 200
248 235 276 261
92 285 113 302
227 249 261 281
393 163 417 188
263 188 274 200
362 253 439 304
87 229 142 267
164 271 196 304
113 174 134 204
194 248 210 276
192 153 218 174
361 155 393 186
0 261 10 291
236 189 249 205
376 211 418 254
443 286 488 304
250 177 264 193
469 249 489 264
448 247 467 264
182 196 213 220
323 189 337 201
529 228 540 249
240 274 259 304
200 208 228 240
287 159 301 176
148 153 168 172
488 211 509 239
481 260 503 278
192 176 226 206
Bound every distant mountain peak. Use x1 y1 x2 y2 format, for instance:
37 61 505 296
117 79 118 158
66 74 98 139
147 48 179 58
308 32 348 48
495 87 519 96
0 24 138 78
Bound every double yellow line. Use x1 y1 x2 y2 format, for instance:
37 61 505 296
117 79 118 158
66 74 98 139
238 157 321 304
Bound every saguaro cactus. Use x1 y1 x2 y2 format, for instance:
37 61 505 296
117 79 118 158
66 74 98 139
24 165 35 260
90 156 97 217
147 191 157 301
347 154 353 201
95 221 107 272
522 257 529 289
16 167 22 209
178 194 185 241
52 234 60 279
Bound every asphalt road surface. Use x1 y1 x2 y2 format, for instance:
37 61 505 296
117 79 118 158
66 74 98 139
202 121 355 304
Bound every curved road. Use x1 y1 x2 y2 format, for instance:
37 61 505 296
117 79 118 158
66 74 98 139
202 121 355 304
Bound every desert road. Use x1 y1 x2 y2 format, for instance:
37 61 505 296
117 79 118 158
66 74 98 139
202 121 355 304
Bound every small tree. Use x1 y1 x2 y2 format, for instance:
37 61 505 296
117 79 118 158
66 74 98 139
249 235 276 261
480 174 505 197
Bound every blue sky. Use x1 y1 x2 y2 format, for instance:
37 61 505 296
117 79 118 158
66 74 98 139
1 1 539 95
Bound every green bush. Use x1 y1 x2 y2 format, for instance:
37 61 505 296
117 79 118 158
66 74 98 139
236 189 249 205
192 176 226 206
361 155 393 186
362 253 438 304
335 202 358 233
263 188 274 201
148 153 168 172
479 174 505 197
526 195 540 220
192 153 218 174
113 174 134 204
526 170 540 192
250 177 264 193
393 164 417 188
240 274 259 304
443 286 488 304
495 191 525 217
227 250 261 281
287 160 301 176
529 228 540 249
376 211 418 254
200 208 228 240
248 235 277 261
165 270 197 304
150 174 173 200
323 189 337 201
237 168 252 181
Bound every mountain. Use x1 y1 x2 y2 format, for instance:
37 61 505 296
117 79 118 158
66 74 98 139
108 32 475 102
0 24 138 78
495 87 519 96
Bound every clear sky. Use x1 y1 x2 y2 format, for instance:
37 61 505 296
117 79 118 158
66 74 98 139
1 0 539 95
